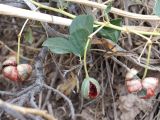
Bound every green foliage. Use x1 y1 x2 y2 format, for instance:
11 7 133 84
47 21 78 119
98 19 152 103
69 15 94 34
69 29 90 56
154 0 160 16
42 37 73 54
43 15 94 57
97 19 122 43
24 27 33 44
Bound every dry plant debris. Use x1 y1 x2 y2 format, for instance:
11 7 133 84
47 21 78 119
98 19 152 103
0 0 160 120
118 94 152 120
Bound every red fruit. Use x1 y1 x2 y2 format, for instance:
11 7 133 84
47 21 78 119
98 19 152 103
125 68 142 93
2 56 32 82
141 88 155 99
89 82 98 99
17 64 32 81
141 77 159 99
126 79 142 93
81 77 100 99
142 77 158 90
2 56 17 67
3 66 18 81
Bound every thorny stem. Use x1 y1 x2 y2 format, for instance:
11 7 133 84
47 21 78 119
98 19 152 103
84 25 105 78
17 19 29 64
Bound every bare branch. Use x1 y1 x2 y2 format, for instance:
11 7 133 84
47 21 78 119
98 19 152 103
65 0 160 21
0 4 72 26
0 99 57 120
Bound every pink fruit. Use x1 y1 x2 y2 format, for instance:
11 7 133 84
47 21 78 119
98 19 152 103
141 77 159 99
142 77 158 90
17 64 32 81
3 66 18 81
2 57 32 82
126 79 142 93
125 68 142 93
2 56 17 67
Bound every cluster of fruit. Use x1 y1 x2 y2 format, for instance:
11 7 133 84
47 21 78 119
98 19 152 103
1 56 32 82
125 68 159 99
1 56 158 99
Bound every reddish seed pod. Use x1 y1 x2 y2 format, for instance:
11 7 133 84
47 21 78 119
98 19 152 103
141 88 155 99
125 68 142 93
141 77 159 99
2 56 17 67
142 77 158 90
3 66 18 81
125 68 159 99
2 56 32 82
17 64 32 81
81 77 100 99
126 79 142 93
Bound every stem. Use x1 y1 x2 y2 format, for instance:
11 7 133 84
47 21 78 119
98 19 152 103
130 30 151 42
30 0 160 36
83 38 90 78
131 30 152 79
29 0 75 19
65 0 160 21
137 42 148 62
142 43 152 79
96 21 160 36
17 19 29 64
83 25 105 78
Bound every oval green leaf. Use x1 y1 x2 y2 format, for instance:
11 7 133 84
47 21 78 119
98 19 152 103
97 18 122 43
69 29 90 57
70 15 94 34
42 37 73 54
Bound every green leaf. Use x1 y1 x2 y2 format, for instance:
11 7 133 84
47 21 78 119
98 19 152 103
105 3 112 15
43 29 89 57
154 0 160 16
69 29 89 56
24 27 33 44
97 19 122 43
42 37 73 54
70 15 94 34
43 15 94 57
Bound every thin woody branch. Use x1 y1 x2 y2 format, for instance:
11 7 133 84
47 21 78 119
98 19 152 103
0 4 159 36
65 0 160 21
0 4 72 26
0 99 57 120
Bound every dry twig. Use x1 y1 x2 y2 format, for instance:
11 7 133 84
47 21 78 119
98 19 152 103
0 4 72 26
0 99 57 120
65 0 160 21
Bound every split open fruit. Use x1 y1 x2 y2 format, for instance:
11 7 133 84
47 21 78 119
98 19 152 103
125 68 159 99
81 77 100 99
2 56 32 82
